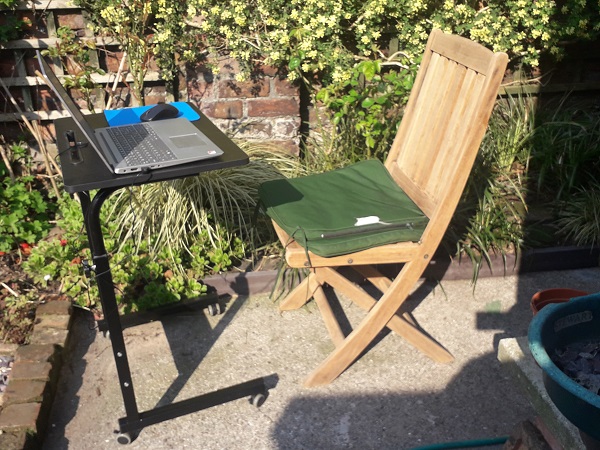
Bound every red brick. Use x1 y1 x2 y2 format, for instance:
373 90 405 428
258 65 279 77
29 327 68 347
274 78 299 96
0 56 15 77
0 403 41 432
217 58 241 75
238 121 272 137
104 51 128 73
273 118 300 137
35 314 70 331
248 98 299 117
201 101 244 119
0 343 18 354
219 79 270 98
10 361 52 382
144 94 169 106
504 420 551 450
35 300 71 316
15 344 58 364
188 80 216 102
264 139 300 155
0 430 30 450
2 380 47 406
56 13 86 31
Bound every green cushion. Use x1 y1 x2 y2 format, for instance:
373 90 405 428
258 159 429 257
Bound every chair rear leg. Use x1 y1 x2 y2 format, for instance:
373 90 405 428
279 271 320 311
313 285 346 347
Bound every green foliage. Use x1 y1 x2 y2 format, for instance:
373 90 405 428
530 108 600 201
180 0 600 84
70 0 600 89
0 0 27 44
73 0 180 103
437 96 532 274
0 293 35 344
107 144 299 274
43 26 105 112
0 144 56 252
22 194 210 312
556 183 600 246
315 59 415 164
529 106 600 246
0 14 26 43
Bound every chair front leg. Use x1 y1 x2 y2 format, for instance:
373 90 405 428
303 259 435 387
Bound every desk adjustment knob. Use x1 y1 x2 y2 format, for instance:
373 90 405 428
82 259 96 277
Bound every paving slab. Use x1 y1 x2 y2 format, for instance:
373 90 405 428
42 267 600 449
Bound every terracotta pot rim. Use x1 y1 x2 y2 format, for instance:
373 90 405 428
530 288 589 314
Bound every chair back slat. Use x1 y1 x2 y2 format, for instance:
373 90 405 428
385 29 507 220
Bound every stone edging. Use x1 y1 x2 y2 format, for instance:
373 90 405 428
202 246 600 296
0 301 72 450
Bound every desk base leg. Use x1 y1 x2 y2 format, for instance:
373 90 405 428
116 376 269 443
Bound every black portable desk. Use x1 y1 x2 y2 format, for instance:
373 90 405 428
54 105 269 444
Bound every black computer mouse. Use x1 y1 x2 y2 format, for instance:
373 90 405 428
140 103 179 122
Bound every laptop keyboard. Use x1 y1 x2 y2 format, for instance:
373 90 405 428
106 123 176 166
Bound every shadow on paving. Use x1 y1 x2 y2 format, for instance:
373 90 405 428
270 352 514 450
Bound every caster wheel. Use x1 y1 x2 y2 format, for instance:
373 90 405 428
207 303 222 316
116 432 132 445
250 392 266 408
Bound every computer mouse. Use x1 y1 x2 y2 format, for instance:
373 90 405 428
140 103 179 122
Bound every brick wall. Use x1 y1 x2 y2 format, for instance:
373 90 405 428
187 60 301 155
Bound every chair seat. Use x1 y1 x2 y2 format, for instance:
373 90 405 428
259 159 429 257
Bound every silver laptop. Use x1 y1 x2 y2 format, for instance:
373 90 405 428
37 52 223 174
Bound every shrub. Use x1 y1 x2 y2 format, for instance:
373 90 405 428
106 143 300 273
180 0 600 84
0 143 57 252
314 59 415 164
72 0 600 92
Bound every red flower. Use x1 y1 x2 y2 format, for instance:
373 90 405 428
19 243 32 255
60 239 68 247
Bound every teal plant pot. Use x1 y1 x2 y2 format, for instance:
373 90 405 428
528 292 600 448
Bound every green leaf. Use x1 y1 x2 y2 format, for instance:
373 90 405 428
288 56 301 70
361 98 375 108
360 62 377 81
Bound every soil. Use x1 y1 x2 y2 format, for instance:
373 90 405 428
0 250 66 345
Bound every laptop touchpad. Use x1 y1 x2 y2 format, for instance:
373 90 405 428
170 134 206 148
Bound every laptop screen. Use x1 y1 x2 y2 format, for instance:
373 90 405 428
36 51 108 160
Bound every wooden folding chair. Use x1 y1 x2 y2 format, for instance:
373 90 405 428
258 29 508 387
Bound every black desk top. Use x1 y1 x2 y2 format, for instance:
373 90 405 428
55 104 249 193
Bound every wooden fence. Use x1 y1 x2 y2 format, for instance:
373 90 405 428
0 0 168 125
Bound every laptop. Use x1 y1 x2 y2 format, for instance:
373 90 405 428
36 52 223 174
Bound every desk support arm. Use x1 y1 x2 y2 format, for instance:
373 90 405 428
79 188 141 424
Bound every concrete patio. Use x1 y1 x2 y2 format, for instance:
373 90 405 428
42 266 600 449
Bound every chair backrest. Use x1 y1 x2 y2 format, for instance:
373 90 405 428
385 29 508 224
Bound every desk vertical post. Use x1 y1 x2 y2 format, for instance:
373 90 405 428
80 189 141 425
